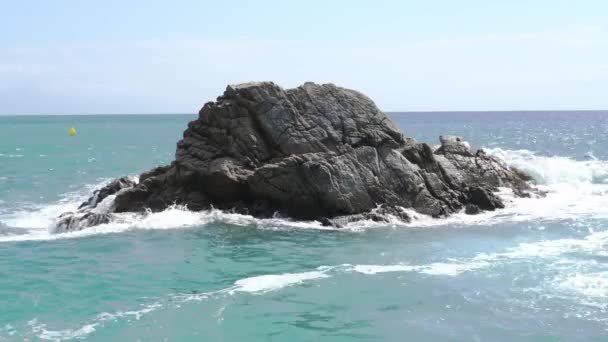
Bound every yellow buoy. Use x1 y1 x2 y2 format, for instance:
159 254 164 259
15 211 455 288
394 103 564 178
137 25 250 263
68 127 76 136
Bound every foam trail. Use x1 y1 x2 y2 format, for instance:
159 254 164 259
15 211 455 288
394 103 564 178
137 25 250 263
97 302 163 321
207 229 608 298
231 270 331 294
12 253 525 339
28 319 98 341
556 272 608 302
482 230 608 260
350 264 418 275
347 262 487 276
23 302 164 341
18 227 608 340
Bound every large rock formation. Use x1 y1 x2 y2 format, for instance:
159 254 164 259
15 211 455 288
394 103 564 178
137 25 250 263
55 82 535 231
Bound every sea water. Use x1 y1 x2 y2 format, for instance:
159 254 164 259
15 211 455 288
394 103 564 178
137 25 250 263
1 112 607 341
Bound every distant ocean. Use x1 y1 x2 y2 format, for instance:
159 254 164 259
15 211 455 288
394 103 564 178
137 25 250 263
1 111 607 341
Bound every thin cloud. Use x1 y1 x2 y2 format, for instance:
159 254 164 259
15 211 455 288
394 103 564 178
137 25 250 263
1 26 607 114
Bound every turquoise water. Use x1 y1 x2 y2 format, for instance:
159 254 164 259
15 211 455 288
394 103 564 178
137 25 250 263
1 112 608 341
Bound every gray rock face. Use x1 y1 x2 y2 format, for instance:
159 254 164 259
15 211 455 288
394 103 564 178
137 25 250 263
55 82 536 231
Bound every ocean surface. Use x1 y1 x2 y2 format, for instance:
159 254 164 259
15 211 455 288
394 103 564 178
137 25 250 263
1 111 608 341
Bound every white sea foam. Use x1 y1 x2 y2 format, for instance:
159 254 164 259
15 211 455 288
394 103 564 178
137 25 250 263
473 230 608 263
23 302 164 341
349 264 418 274
0 204 333 243
231 270 331 294
418 261 489 276
198 228 608 302
97 302 163 321
556 272 608 300
486 148 608 185
16 226 608 340
2 149 608 242
16 266 381 340
5 149 608 338
28 319 98 341
0 153 24 158
343 228 608 279
473 229 608 312
342 231 607 279
14 259 498 339
404 148 608 226
0 179 112 229
347 262 486 276
538 269 608 315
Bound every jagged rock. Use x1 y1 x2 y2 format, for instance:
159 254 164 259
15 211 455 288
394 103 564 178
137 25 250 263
465 204 481 215
320 206 412 228
54 211 112 233
436 135 473 156
53 177 136 232
466 186 505 211
55 82 536 231
78 177 137 210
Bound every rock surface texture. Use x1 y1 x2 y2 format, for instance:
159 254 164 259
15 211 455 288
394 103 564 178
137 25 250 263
56 82 535 230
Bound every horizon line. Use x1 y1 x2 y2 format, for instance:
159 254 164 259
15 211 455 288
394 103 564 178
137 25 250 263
1 109 607 116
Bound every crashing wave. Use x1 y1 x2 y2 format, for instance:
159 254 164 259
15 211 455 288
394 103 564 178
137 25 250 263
0 148 607 242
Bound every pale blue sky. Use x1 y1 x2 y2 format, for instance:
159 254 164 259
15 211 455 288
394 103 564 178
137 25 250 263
1 0 607 114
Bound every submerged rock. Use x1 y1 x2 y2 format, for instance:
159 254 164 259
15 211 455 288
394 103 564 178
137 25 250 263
55 82 536 231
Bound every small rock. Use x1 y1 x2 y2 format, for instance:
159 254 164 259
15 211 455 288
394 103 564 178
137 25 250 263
465 204 481 215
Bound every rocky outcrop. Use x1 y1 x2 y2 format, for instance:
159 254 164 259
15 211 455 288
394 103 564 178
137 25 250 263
55 82 536 231
54 177 136 233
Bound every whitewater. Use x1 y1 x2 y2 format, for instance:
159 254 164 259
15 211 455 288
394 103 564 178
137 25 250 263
1 112 608 341
3 147 608 239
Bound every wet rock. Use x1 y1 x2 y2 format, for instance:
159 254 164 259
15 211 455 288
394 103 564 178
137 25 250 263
466 186 505 211
321 206 412 228
78 177 137 210
54 211 112 233
464 204 481 215
56 82 536 231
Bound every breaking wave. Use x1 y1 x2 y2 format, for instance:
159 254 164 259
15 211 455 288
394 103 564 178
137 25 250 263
486 148 608 185
1 148 608 242
3 148 608 340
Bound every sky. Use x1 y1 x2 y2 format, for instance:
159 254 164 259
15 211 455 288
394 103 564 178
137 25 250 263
1 0 607 114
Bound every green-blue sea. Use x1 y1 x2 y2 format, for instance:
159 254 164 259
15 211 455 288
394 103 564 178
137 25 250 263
1 112 608 341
